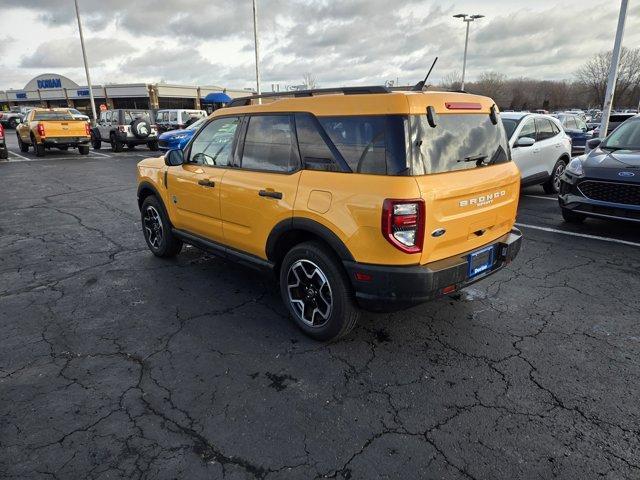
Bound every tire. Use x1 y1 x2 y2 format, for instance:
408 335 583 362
91 130 101 150
543 158 567 194
561 208 586 224
78 145 90 155
111 134 123 153
148 140 159 151
279 241 360 341
140 196 183 258
33 136 45 157
130 119 151 139
8 118 17 129
17 134 29 152
0 148 8 160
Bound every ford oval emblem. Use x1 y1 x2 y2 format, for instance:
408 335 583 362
618 171 635 177
431 228 446 238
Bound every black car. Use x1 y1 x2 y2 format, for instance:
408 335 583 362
0 123 8 159
559 116 640 224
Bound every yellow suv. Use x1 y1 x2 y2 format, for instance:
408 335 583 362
137 87 522 340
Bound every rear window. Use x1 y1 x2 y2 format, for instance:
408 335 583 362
124 111 152 123
317 115 407 175
609 114 635 123
33 111 74 121
409 114 510 175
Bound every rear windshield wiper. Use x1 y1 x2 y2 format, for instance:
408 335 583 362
457 154 488 165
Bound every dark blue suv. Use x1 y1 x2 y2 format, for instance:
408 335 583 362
556 113 593 154
158 117 206 151
559 115 640 224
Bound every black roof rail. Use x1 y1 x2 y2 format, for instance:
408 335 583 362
227 85 391 107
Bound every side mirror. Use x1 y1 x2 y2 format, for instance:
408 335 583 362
587 138 602 150
165 148 184 166
514 137 535 148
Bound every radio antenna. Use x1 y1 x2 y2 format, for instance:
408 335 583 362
411 57 438 91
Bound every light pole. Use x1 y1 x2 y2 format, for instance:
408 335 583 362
74 0 97 125
252 0 261 99
599 0 628 138
453 13 484 91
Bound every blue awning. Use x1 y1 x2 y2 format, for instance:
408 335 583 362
203 92 232 103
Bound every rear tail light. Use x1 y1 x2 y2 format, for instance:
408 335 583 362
382 199 425 254
37 123 46 138
85 122 91 136
0 124 4 139
118 125 126 133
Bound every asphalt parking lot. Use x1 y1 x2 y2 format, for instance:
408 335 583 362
1 132 639 480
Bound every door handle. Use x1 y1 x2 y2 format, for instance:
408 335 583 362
198 179 215 188
259 189 283 199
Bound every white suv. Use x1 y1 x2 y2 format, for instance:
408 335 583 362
502 112 572 194
155 109 206 133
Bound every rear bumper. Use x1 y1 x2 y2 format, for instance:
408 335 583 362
114 132 158 144
43 137 90 147
343 228 522 311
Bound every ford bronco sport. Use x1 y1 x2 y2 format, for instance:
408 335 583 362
137 87 522 340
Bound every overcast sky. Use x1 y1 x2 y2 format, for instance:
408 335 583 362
1 0 639 91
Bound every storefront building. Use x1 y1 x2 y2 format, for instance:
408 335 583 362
0 73 253 114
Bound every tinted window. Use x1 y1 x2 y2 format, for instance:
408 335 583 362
189 116 239 167
565 116 578 129
33 111 74 121
609 114 635 123
241 115 298 172
519 118 536 140
294 113 339 172
124 111 151 123
501 119 518 139
410 114 510 175
550 121 561 135
535 118 556 141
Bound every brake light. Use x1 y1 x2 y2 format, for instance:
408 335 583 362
118 125 126 133
381 199 425 254
0 124 4 139
0 113 3 119
85 122 90 136
37 123 46 138
445 102 482 110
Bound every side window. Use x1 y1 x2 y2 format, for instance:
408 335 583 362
576 118 587 131
566 117 578 130
518 118 536 141
157 112 166 122
535 118 555 141
100 111 107 122
105 111 112 123
550 120 560 135
169 112 178 123
241 115 298 172
294 113 339 172
189 116 239 167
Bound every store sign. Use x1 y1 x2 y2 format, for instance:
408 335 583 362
77 89 90 96
16 93 27 99
37 78 62 89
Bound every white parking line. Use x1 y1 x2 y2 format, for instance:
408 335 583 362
523 194 557 201
8 151 30 161
90 151 112 157
515 222 640 248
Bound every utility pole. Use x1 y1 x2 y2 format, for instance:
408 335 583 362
252 0 261 101
599 0 628 138
74 0 97 125
453 14 484 91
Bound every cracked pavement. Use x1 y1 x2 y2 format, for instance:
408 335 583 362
1 147 639 479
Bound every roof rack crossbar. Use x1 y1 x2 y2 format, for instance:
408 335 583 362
228 85 391 107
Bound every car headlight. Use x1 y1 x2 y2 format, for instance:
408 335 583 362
566 157 584 176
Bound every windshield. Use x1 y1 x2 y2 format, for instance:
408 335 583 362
501 119 518 139
601 119 640 151
186 117 206 130
409 113 510 175
33 111 74 121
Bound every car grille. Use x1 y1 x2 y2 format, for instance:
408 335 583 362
578 180 640 206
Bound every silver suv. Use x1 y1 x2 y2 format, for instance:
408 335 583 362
92 109 159 152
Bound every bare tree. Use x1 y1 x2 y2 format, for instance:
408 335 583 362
439 71 462 90
575 47 640 107
302 72 318 90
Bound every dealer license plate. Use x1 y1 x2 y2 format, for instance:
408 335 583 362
468 245 495 278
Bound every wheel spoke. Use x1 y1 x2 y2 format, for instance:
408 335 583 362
286 259 333 327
